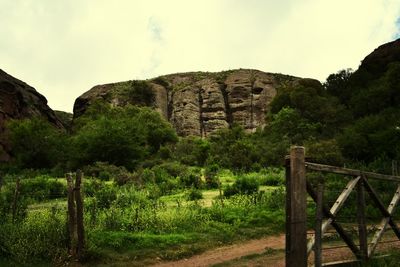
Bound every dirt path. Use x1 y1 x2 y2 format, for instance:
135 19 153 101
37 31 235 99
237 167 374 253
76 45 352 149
151 234 286 267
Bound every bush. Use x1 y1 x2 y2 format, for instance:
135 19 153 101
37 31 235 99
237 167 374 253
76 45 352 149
71 105 177 169
95 185 118 209
83 162 134 185
179 168 203 189
0 209 67 264
186 188 203 201
204 164 220 189
0 184 28 220
17 176 66 202
224 176 259 197
173 137 210 166
157 162 188 178
7 118 68 169
258 168 284 186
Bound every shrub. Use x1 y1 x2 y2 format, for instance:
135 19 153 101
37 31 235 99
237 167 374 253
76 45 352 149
179 168 202 189
157 162 188 178
224 176 259 197
204 164 220 189
95 185 118 209
0 209 67 264
83 162 134 185
7 118 68 169
18 176 66 202
173 137 210 166
258 168 284 186
0 184 28 220
83 178 106 197
265 187 286 210
186 188 203 201
72 105 177 169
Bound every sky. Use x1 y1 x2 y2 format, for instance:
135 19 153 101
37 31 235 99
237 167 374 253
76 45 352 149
1 0 400 112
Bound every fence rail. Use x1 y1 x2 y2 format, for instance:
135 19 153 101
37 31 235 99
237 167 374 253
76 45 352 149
285 146 400 267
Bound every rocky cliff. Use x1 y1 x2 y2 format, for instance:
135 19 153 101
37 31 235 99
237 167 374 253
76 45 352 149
0 69 63 161
358 38 400 77
74 69 301 137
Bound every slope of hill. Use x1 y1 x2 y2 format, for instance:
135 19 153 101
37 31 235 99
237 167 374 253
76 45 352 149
0 70 63 161
73 69 305 137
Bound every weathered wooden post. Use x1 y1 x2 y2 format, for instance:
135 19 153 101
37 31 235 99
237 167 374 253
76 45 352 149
286 146 307 267
0 174 3 192
315 181 324 267
75 170 85 260
218 179 224 208
393 160 398 176
357 176 368 262
12 178 20 221
66 173 76 257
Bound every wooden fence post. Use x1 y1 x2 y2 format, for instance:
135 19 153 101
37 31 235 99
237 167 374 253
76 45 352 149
286 146 307 267
218 180 224 208
393 160 398 176
357 176 368 262
66 173 76 257
12 178 20 221
0 174 3 192
315 181 324 267
75 170 85 260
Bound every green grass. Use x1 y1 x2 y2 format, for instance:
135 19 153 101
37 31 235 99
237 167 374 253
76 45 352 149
212 248 284 267
0 168 287 266
28 198 67 211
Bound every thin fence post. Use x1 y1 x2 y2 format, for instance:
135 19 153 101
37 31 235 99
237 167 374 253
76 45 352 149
218 180 224 208
75 170 85 260
393 160 398 176
66 173 76 257
357 176 368 262
286 146 307 267
12 178 20 221
315 181 324 267
0 174 3 192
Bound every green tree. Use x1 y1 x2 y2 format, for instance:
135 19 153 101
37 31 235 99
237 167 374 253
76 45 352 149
266 107 320 145
337 108 400 162
173 136 210 166
71 105 177 169
324 69 353 105
270 78 349 138
7 118 67 169
208 125 259 171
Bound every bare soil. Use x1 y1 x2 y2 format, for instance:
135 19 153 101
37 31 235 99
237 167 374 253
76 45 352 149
150 233 400 267
150 234 285 267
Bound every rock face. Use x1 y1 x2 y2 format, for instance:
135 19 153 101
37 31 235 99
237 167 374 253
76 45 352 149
358 38 400 77
74 69 301 137
0 69 63 161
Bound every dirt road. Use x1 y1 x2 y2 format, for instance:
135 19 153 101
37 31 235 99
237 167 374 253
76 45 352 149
151 234 286 267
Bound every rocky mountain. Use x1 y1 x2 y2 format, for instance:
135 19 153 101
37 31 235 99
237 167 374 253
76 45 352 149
73 69 303 137
0 69 63 161
358 38 400 77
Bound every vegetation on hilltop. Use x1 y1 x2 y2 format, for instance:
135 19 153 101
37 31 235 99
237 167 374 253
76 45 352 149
1 40 400 265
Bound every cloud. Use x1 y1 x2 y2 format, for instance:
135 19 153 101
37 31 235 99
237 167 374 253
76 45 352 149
148 17 163 43
0 0 399 112
396 18 400 38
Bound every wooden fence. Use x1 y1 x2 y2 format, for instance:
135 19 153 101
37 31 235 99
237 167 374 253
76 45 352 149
66 170 85 260
286 146 400 267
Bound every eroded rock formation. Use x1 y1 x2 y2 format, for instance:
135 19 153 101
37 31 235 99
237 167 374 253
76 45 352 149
74 69 301 137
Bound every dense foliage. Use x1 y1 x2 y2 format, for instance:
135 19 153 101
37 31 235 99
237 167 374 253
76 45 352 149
3 43 400 265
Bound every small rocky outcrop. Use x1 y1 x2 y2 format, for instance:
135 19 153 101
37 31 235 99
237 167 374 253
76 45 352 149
73 69 301 137
0 69 63 161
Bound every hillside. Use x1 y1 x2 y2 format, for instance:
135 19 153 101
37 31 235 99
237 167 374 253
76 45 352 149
73 69 304 137
0 70 63 161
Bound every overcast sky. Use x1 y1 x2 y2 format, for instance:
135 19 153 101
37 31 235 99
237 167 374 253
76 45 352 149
1 0 400 112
